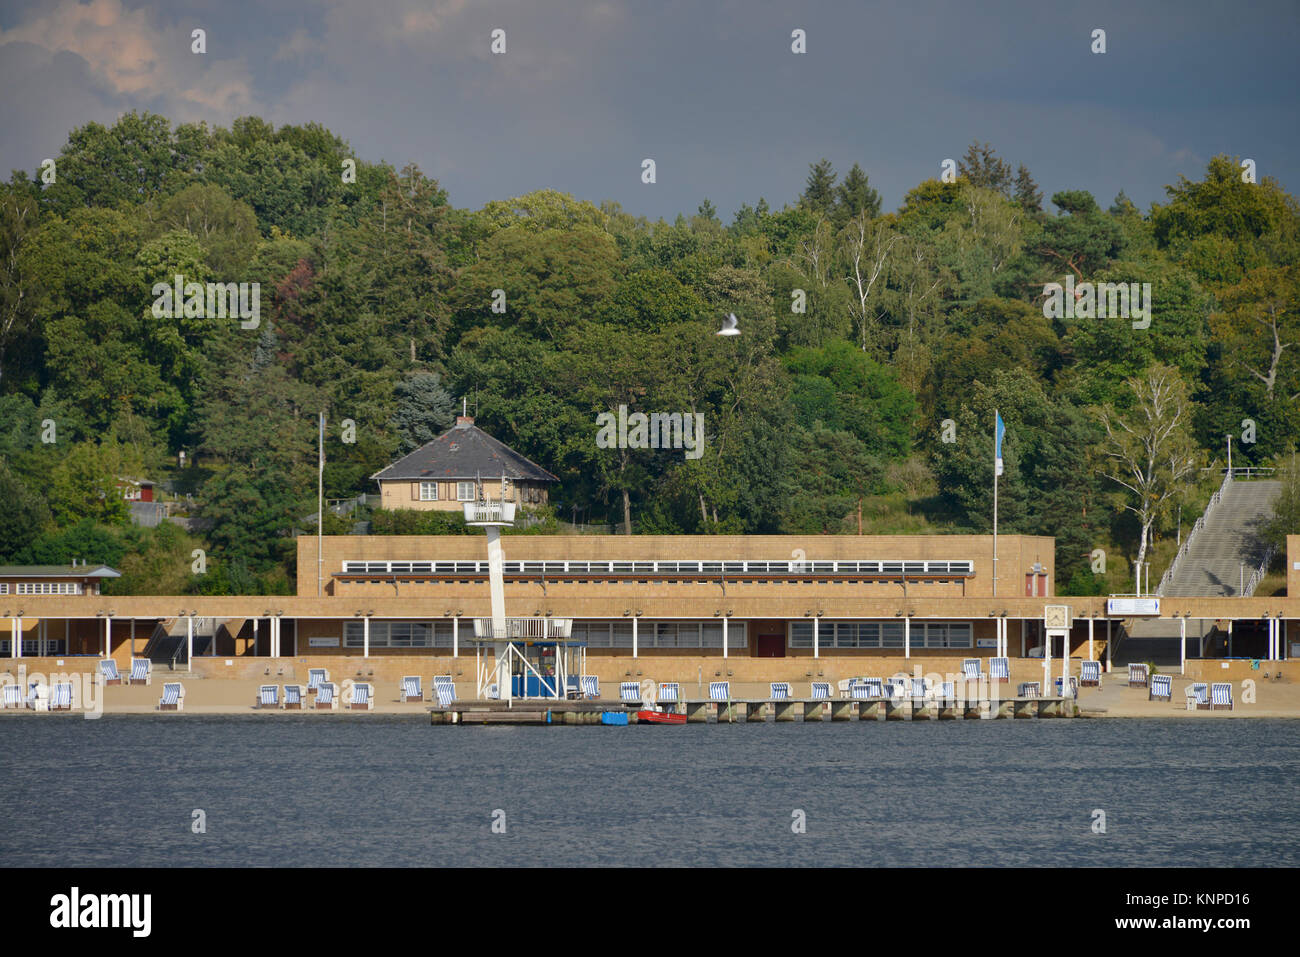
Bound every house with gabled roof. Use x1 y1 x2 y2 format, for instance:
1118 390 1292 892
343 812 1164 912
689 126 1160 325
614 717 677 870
370 415 559 512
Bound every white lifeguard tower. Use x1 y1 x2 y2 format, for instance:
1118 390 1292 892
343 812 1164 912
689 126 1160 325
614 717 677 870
464 476 576 701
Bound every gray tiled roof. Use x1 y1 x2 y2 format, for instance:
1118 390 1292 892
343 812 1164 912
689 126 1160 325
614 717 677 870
371 420 559 484
0 565 122 578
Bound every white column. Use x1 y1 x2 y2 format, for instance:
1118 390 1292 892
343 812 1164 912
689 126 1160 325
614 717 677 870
8 618 13 658
904 616 910 658
253 618 258 656
1180 617 1186 675
722 617 728 659
632 617 638 659
1020 619 1026 658
15 617 22 659
1061 624 1069 695
187 616 193 665
452 617 458 658
130 618 135 658
1105 620 1111 672
813 617 819 659
104 617 110 658
363 616 370 659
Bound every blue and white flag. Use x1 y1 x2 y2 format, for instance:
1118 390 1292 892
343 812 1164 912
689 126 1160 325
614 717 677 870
995 411 1005 477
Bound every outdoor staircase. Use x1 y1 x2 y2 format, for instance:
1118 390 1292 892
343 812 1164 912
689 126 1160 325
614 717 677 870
1118 476 1280 663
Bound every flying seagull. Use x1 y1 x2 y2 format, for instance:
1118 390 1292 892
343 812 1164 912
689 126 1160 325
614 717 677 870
716 313 740 336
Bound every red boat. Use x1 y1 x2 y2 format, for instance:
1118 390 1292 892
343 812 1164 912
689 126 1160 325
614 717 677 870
636 709 686 725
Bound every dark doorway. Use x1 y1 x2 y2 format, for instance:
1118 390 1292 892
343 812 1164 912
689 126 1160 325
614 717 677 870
756 633 786 657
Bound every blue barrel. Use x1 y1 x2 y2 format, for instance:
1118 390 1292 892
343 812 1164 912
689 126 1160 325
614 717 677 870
600 711 629 726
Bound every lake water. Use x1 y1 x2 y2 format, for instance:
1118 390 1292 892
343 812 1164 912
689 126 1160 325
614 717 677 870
3 716 1297 867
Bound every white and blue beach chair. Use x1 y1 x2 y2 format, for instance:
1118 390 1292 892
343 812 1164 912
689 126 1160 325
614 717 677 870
849 680 872 699
709 681 730 701
257 685 279 708
862 677 885 698
1018 681 1040 698
433 675 456 704
962 659 982 680
283 685 305 709
307 668 329 694
1210 683 1233 711
1128 663 1149 688
99 659 122 686
1149 674 1172 701
1054 676 1079 698
401 676 423 702
158 682 184 711
810 682 830 700
1 684 21 709
770 682 791 700
910 677 927 699
938 681 955 701
658 682 680 704
315 682 338 710
990 657 1009 683
620 681 642 703
350 682 374 711
1080 660 1102 687
128 658 151 686
50 682 73 711
580 675 600 699
1187 682 1208 711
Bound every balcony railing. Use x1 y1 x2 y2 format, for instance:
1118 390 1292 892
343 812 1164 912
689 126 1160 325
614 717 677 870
462 502 516 525
472 617 573 640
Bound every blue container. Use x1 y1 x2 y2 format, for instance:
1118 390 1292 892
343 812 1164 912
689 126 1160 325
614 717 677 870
600 711 629 726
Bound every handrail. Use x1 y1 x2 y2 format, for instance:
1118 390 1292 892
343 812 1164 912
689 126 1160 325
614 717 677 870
1243 545 1276 597
1157 471 1233 596
472 617 574 640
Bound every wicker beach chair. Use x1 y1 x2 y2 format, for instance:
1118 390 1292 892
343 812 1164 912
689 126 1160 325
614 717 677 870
400 676 423 703
579 675 600 699
99 659 122 686
307 668 329 694
962 659 982 680
1128 663 1149 688
708 681 730 701
350 682 374 711
128 658 151 686
990 658 1010 683
1148 674 1172 701
433 675 456 704
620 681 642 703
1 684 21 709
315 682 338 710
158 682 184 711
658 682 680 704
1080 660 1102 687
810 682 830 700
283 685 305 709
1187 682 1209 711
770 682 791 700
1210 683 1233 711
1018 681 1040 698
50 682 73 711
257 685 279 708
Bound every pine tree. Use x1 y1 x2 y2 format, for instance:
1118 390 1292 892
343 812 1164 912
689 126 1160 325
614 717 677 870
1014 164 1043 213
958 142 1013 196
800 159 838 216
834 163 881 226
697 198 718 222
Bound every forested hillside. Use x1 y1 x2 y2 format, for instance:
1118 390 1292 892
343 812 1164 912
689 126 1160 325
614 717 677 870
1 113 1298 594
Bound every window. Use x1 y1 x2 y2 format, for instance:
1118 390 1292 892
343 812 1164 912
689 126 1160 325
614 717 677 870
457 481 476 501
0 583 7 595
16 582 82 595
419 482 438 501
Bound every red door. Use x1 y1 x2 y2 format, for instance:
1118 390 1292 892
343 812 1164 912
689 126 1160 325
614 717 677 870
756 633 785 657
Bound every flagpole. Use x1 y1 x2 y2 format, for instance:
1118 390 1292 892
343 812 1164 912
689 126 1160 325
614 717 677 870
993 409 999 599
317 410 325 597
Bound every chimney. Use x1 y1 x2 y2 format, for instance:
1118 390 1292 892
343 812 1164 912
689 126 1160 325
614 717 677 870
455 415 474 429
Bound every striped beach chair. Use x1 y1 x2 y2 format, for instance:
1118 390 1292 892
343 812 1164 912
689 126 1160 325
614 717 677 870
849 680 872 699
620 681 642 703
580 675 600 699
810 682 830 700
128 658 151 686
962 659 982 680
50 682 73 711
1080 660 1102 687
861 677 885 698
158 682 184 711
1054 676 1079 698
1 684 21 709
257 685 279 708
400 676 424 703
99 659 122 686
315 682 338 710
990 658 1009 683
886 676 908 699
1148 675 1172 701
938 681 955 700
709 681 730 701
433 675 456 704
770 682 791 700
350 683 374 711
658 682 680 704
1210 683 1233 711
283 685 304 709
1128 663 1149 688
1018 681 1040 698
1187 682 1209 711
307 668 329 694
910 677 927 699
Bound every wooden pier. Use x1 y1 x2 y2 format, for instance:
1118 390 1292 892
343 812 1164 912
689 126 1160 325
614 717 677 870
430 696 1079 725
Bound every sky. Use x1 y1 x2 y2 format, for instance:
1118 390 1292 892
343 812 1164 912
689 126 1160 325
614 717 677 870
1 0 1297 221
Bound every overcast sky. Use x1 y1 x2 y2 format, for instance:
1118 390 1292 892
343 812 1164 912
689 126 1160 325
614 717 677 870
1 0 1297 221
